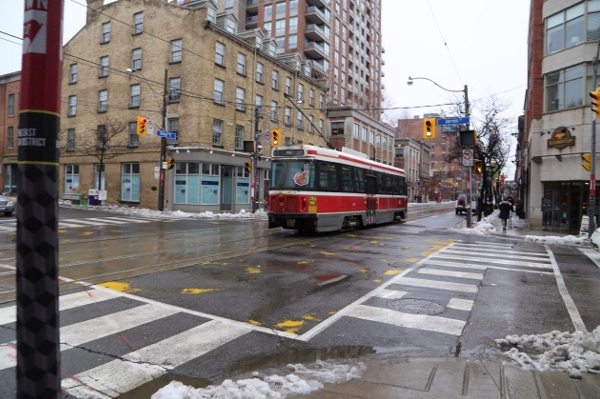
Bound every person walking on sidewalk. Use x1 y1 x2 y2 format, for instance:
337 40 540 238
498 197 513 231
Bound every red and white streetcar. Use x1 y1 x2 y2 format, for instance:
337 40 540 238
268 145 408 233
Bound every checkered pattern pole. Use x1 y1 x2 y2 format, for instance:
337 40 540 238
16 1 63 397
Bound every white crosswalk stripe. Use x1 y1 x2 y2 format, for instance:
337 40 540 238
339 241 553 338
0 216 163 233
0 287 252 397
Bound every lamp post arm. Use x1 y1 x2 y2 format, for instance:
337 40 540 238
408 76 465 93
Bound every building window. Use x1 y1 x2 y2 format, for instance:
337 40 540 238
121 163 140 202
255 94 263 112
319 94 325 111
68 95 77 116
265 4 272 21
213 79 224 104
235 125 244 149
99 56 109 77
236 52 246 75
130 84 141 108
131 48 142 71
255 62 264 83
309 89 315 107
215 42 225 66
289 16 298 34
101 22 110 43
170 39 182 63
288 34 297 49
297 83 304 102
276 2 285 18
7 126 14 149
296 112 303 130
168 117 179 134
285 76 292 95
67 128 76 151
236 87 246 111
284 106 291 126
545 64 585 111
98 90 108 113
69 63 77 84
271 100 278 122
133 12 144 34
319 119 324 135
271 70 279 90
169 77 181 102
96 125 107 149
546 3 585 54
308 115 314 133
65 164 79 193
8 94 15 116
212 119 223 146
128 121 139 147
275 19 285 36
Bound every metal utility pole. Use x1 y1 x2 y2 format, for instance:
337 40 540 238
17 1 63 397
252 106 261 212
463 85 473 228
589 45 600 236
158 69 168 211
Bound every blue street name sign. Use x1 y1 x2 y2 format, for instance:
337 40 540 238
437 116 470 126
156 130 178 140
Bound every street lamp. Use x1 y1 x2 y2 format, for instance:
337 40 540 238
407 76 472 226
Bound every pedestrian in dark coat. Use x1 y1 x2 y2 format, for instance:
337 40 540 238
498 197 513 231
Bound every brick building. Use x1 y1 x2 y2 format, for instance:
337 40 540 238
62 0 326 211
0 71 19 194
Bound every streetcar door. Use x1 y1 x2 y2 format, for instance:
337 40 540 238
365 174 377 225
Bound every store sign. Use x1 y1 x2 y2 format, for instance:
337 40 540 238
547 127 575 149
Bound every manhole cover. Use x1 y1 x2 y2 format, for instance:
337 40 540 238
387 298 445 315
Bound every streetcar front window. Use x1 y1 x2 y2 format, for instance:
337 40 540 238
271 160 315 190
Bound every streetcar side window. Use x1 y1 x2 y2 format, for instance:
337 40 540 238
355 168 365 193
341 165 354 192
271 160 315 189
317 161 339 191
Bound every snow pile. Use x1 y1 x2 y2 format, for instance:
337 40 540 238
524 234 589 247
151 359 365 399
495 326 600 378
451 211 499 235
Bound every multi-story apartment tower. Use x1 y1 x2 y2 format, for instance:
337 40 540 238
521 0 599 233
231 0 383 116
63 0 326 211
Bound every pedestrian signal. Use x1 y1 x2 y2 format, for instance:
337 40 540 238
166 158 175 170
582 153 592 171
423 118 436 140
271 128 281 147
136 115 148 136
244 161 252 174
473 160 483 174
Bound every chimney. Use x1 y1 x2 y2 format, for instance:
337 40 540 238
87 0 104 24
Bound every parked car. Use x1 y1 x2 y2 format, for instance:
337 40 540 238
455 193 477 215
0 194 15 216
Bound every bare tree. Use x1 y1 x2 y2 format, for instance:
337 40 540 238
79 118 129 190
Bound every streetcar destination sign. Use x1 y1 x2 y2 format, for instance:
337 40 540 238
437 116 470 126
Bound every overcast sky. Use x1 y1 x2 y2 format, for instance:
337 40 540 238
0 0 528 175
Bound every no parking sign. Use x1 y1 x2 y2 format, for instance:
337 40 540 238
462 149 473 166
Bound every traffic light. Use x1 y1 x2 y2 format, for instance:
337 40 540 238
167 158 174 170
136 115 148 136
244 161 252 174
591 87 600 118
473 160 483 174
582 153 592 171
271 128 281 147
423 117 436 140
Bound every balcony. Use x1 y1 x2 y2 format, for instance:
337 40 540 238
305 6 328 25
305 24 328 41
304 41 327 60
306 0 328 8
246 0 259 12
246 15 258 28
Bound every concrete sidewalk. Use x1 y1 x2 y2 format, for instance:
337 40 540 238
293 357 600 398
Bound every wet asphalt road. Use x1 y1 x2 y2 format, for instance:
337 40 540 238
0 206 599 397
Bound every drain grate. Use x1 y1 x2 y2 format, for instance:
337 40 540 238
387 298 445 315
